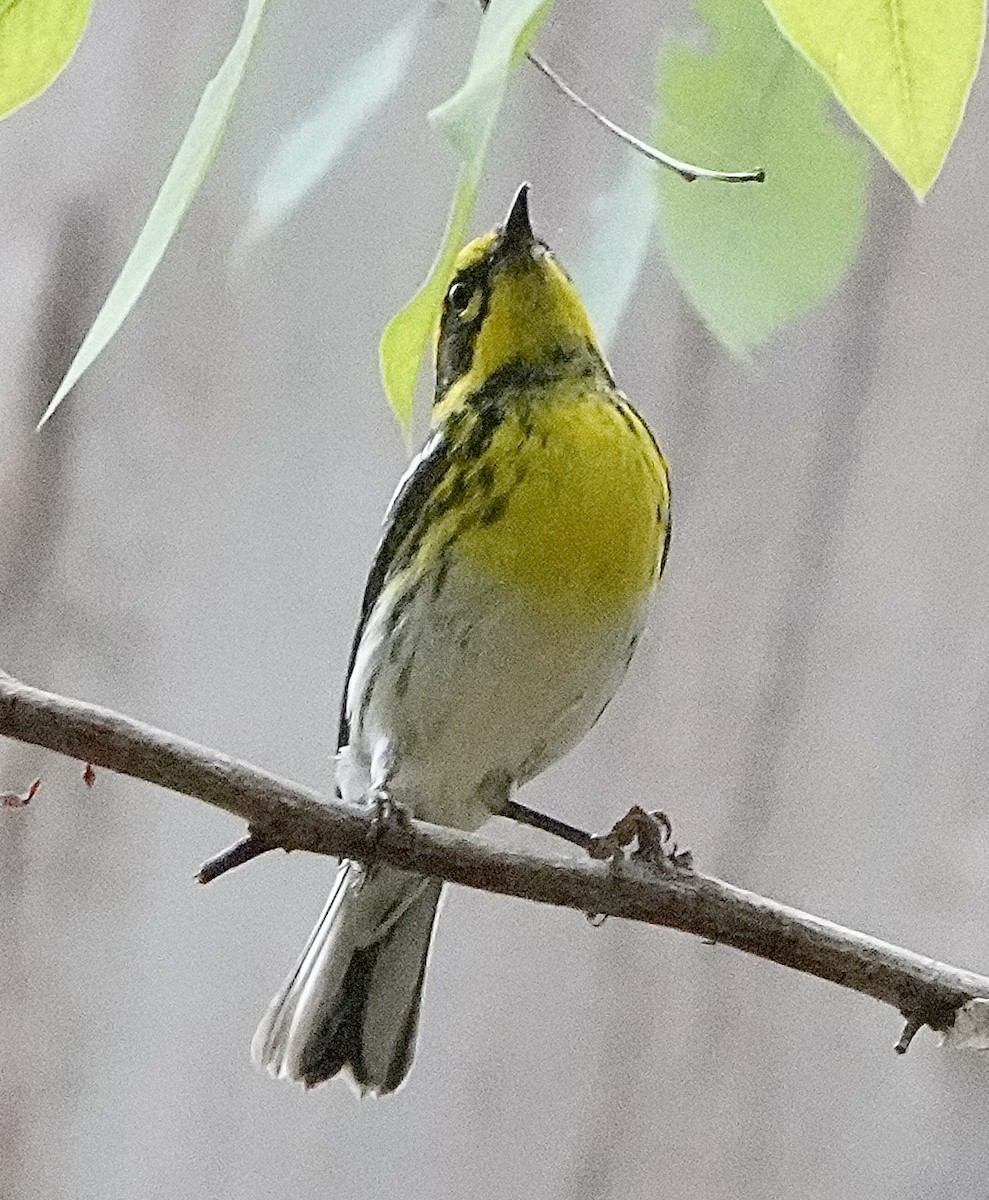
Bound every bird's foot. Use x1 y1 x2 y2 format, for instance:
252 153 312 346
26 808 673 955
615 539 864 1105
587 806 692 875
366 786 411 846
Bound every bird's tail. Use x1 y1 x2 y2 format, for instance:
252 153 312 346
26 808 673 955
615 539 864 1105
252 861 442 1096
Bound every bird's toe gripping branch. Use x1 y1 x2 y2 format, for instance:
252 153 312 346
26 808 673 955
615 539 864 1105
587 805 693 875
366 785 412 846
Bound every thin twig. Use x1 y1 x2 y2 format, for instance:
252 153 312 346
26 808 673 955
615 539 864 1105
894 1013 925 1055
1 669 987 1051
527 51 765 185
475 0 764 184
196 832 275 884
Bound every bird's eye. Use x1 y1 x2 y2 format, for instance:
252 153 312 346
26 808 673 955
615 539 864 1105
448 282 473 315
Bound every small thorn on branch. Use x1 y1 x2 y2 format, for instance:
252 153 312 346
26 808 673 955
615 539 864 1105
197 832 276 885
2 777 41 808
895 1013 925 1054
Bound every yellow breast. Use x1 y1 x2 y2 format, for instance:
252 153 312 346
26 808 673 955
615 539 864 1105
458 389 670 626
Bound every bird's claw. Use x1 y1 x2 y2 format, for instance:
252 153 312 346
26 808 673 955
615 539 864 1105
587 806 692 876
366 786 410 845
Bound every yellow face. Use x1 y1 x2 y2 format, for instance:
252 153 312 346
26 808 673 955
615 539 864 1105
432 189 606 418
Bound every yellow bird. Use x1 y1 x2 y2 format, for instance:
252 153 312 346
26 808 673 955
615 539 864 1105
253 185 671 1095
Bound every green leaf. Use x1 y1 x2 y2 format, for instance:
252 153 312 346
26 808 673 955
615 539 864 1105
379 0 554 432
569 157 656 351
39 0 270 428
762 0 985 199
239 4 426 252
0 0 91 121
656 0 868 354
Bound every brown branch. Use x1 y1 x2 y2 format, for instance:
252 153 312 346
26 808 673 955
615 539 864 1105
196 832 275 884
1 669 988 1050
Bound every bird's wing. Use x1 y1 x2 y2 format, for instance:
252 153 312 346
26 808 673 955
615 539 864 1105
336 429 454 752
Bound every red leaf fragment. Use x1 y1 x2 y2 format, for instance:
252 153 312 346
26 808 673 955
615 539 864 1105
83 763 96 788
2 778 41 808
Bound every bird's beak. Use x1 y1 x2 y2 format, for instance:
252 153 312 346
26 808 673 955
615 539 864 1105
499 182 535 260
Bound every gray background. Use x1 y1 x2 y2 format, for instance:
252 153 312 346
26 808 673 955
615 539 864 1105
2 1 989 1197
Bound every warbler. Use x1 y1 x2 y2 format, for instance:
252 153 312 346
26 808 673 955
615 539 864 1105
252 184 671 1096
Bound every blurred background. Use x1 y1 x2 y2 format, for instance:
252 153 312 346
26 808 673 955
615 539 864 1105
3 1 989 1197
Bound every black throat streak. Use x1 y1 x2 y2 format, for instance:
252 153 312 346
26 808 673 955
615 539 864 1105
433 343 614 493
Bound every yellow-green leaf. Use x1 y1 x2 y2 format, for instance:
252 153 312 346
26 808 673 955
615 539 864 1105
379 176 479 432
762 0 986 199
39 0 270 428
656 0 867 353
379 0 553 432
0 0 91 121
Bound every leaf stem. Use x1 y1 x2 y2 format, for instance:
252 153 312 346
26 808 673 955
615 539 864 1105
527 50 765 184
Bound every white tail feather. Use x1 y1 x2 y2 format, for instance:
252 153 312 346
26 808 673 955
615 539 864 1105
252 861 441 1095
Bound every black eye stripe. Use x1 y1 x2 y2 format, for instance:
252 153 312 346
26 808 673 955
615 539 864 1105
435 265 493 397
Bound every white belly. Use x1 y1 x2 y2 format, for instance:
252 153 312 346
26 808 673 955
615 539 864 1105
336 554 648 831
